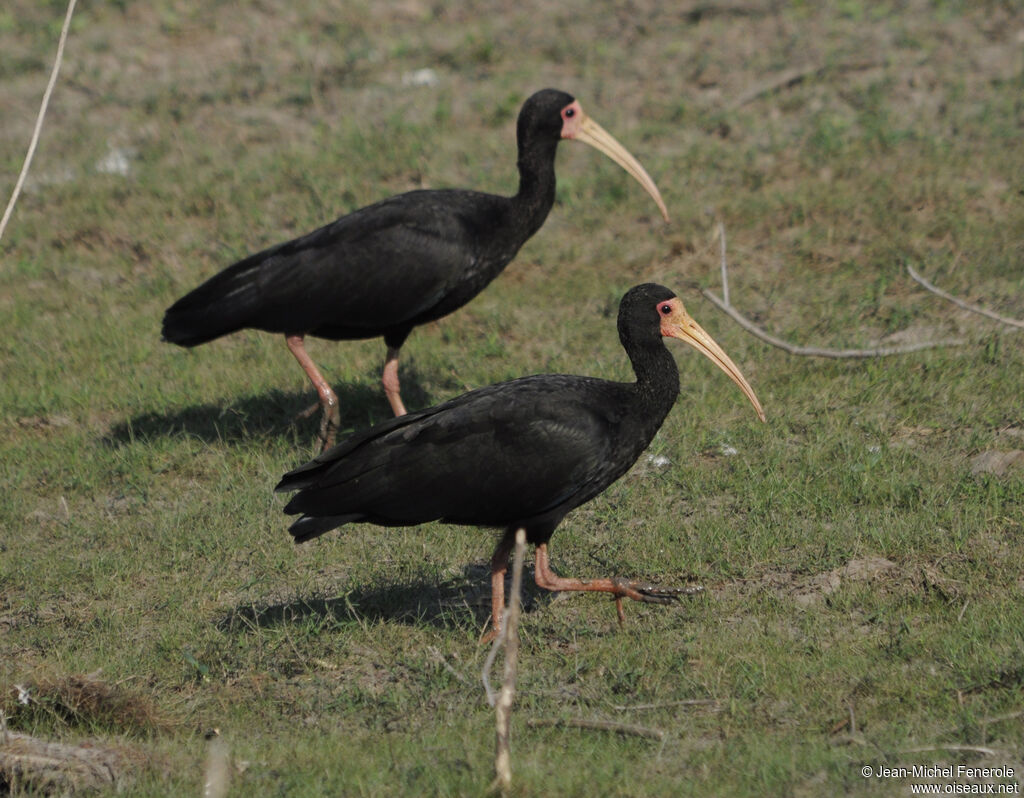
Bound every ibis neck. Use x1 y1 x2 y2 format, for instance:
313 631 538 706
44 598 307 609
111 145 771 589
511 136 559 238
628 340 681 433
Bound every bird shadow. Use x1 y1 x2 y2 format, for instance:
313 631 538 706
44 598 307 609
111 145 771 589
101 368 436 448
217 563 548 637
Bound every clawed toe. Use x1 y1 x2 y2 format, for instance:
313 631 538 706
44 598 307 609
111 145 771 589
293 401 338 450
611 581 703 628
479 626 500 645
612 578 704 604
318 415 339 452
295 401 321 420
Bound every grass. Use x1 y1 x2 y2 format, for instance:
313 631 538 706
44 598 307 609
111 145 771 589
2 0 1023 795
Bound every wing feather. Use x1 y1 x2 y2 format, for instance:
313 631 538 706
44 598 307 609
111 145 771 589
278 376 629 533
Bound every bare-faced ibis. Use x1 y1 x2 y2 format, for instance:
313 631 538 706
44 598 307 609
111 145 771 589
162 89 668 448
276 283 766 638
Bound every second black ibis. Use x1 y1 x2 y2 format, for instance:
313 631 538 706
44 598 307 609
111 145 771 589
162 89 668 448
276 283 765 639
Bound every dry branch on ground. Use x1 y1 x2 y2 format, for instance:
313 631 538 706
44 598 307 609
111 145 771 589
907 265 1024 330
526 718 666 740
0 730 139 794
703 226 969 357
484 529 527 794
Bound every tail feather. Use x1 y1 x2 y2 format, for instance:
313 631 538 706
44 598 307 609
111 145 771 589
277 405 457 543
162 255 268 347
279 456 379 543
288 513 363 543
281 464 390 519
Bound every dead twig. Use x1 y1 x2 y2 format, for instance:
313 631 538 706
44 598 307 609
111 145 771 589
702 226 967 357
829 716 850 735
718 222 729 307
203 734 230 798
828 703 857 736
729 64 823 110
702 288 966 356
728 60 881 110
942 708 1024 736
0 0 78 244
900 744 1003 756
0 731 137 793
484 528 527 794
608 698 721 712
979 709 1024 726
526 717 666 741
427 646 470 686
907 264 1024 330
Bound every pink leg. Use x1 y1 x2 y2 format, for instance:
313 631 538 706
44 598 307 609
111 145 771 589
382 346 407 416
286 334 341 450
533 543 699 627
480 533 515 643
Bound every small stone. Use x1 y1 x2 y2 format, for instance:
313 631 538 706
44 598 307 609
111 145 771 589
841 557 895 581
95 146 135 176
402 68 439 87
970 450 1024 477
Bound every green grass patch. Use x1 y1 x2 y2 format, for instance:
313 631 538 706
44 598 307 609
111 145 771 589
2 1 1023 795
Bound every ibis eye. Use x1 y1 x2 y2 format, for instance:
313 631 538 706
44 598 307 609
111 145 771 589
659 303 672 315
564 107 575 118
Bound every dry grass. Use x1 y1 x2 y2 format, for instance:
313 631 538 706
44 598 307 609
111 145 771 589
2 0 1023 795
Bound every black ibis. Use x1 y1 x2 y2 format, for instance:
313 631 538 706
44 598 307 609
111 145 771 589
276 283 765 638
162 89 668 448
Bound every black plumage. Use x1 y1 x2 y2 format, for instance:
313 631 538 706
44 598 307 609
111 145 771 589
162 89 668 448
277 283 765 638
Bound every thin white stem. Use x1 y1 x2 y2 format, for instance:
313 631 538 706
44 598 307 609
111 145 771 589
900 744 1002 756
718 222 729 307
0 0 79 244
704 226 967 357
702 288 966 357
908 264 1024 330
484 528 526 793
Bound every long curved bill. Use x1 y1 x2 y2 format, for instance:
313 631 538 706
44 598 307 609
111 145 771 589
573 114 670 223
662 299 766 422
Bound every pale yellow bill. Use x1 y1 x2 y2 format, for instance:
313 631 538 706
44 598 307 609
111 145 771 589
574 114 670 223
664 304 766 422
